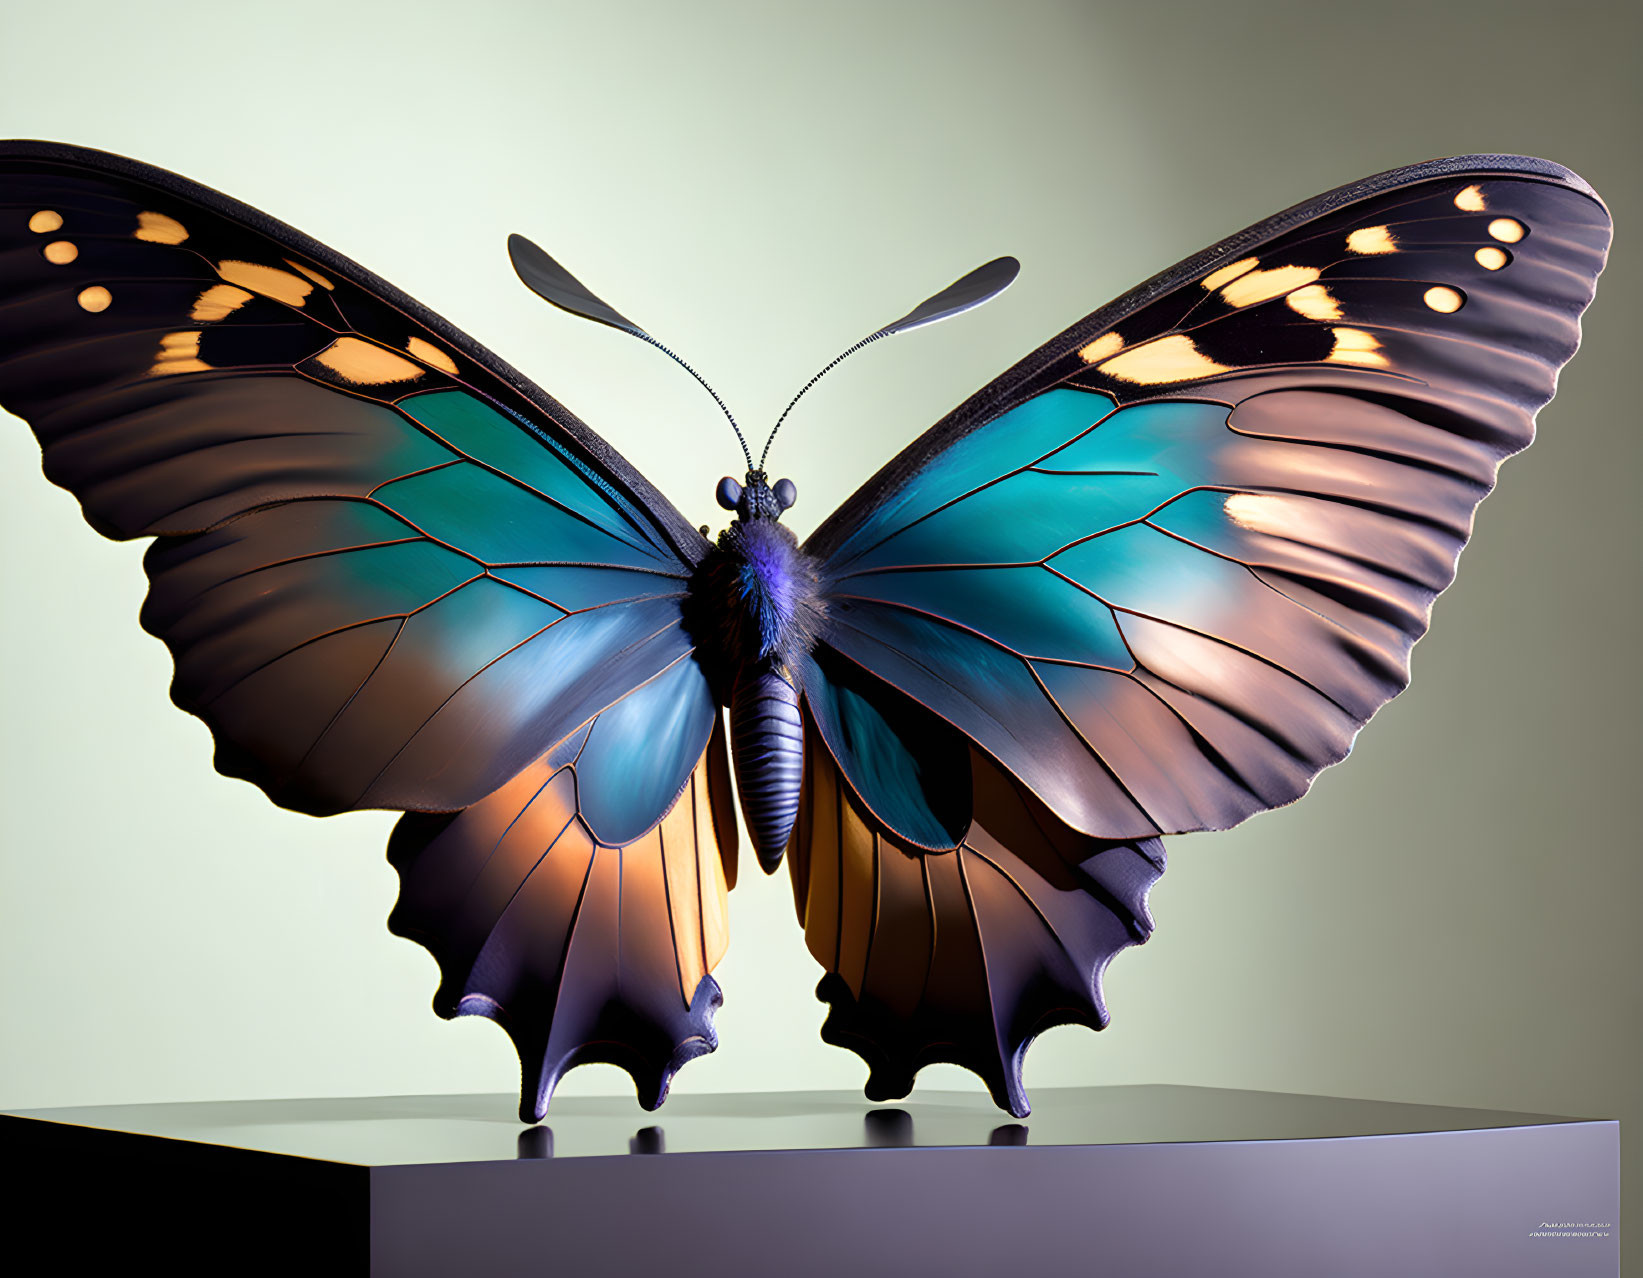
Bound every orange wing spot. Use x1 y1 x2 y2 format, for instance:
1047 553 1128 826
407 336 459 375
135 211 188 244
1454 185 1487 212
1201 256 1259 291
313 336 426 385
76 286 112 312
151 331 211 376
285 259 335 289
27 210 62 233
1474 247 1508 271
1327 326 1388 367
43 241 77 264
1284 283 1342 321
1347 225 1397 254
191 284 255 321
216 260 313 307
1221 264 1321 308
1097 334 1233 385
1488 217 1526 243
1077 331 1124 364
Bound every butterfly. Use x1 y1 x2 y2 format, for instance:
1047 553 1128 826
0 142 1610 1121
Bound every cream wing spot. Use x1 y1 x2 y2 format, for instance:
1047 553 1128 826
1201 257 1259 291
28 210 62 233
1454 185 1487 212
1327 327 1388 367
1423 286 1464 314
1077 332 1124 364
1221 265 1321 308
1285 284 1342 321
43 241 77 265
1098 334 1233 385
1223 493 1333 540
1347 225 1397 255
1474 247 1509 271
1488 217 1526 243
76 286 112 313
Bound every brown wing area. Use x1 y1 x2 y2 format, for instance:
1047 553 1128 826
389 716 737 1120
789 709 1164 1117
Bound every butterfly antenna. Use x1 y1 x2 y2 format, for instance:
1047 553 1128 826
508 234 753 470
627 330 753 470
760 331 887 470
757 255 1020 468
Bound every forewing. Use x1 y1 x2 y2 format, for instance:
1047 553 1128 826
805 156 1610 844
0 140 710 816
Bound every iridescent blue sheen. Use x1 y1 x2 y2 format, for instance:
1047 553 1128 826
369 576 562 698
575 656 716 846
1036 399 1228 476
825 602 1061 752
841 469 1162 571
353 596 694 810
1145 488 1243 550
1050 522 1245 635
375 463 667 570
839 565 1130 669
489 564 685 611
400 391 672 560
833 397 1233 576
802 647 969 849
808 394 1264 847
827 388 1116 569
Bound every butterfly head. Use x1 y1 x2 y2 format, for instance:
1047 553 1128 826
716 471 797 524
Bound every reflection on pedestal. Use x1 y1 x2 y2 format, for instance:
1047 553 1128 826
0 1086 1617 1278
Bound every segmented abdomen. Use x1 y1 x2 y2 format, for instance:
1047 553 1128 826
729 663 804 873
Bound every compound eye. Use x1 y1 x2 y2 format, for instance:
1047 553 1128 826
715 476 743 510
773 478 797 510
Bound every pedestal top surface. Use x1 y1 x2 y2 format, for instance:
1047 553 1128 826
1 1085 1599 1168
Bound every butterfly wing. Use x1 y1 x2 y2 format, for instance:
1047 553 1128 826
789 671 1164 1117
0 140 734 1111
390 702 738 1119
796 156 1610 1110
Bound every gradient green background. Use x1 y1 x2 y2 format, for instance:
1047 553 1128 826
1 0 1637 1262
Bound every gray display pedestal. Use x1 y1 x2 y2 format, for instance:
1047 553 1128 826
1 1085 1618 1276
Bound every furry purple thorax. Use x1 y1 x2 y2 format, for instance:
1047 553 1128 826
733 519 814 661
685 488 823 704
